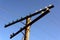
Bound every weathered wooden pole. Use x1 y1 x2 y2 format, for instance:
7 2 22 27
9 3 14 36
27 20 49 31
24 16 31 40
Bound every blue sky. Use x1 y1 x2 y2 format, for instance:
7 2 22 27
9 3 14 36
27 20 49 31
0 0 60 40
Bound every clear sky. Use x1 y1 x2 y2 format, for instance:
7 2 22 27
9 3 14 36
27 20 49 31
0 0 60 40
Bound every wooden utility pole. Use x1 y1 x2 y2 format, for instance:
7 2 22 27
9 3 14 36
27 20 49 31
24 16 31 40
4 4 54 40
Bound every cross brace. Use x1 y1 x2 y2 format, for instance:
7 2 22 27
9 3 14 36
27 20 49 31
4 4 54 28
